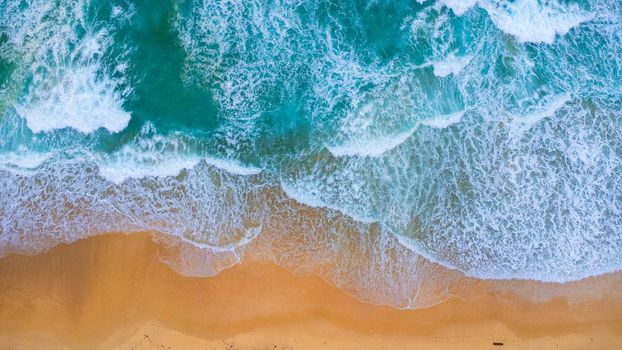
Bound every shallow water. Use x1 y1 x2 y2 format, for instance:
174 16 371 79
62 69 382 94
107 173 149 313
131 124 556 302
1 0 621 307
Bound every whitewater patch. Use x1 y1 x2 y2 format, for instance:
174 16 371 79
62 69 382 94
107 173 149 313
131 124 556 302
16 64 131 134
1 0 133 134
440 0 593 44
0 146 201 184
203 157 262 176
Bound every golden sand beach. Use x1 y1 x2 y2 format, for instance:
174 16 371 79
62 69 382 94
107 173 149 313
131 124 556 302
0 233 620 349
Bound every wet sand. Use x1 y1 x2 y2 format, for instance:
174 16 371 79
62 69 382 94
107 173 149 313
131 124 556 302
0 232 621 349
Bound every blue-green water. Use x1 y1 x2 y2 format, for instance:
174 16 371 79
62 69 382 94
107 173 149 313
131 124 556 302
1 0 622 307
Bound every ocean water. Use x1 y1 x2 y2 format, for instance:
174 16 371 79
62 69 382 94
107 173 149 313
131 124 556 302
1 0 622 308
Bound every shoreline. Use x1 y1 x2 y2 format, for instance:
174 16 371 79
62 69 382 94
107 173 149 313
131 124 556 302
0 233 621 349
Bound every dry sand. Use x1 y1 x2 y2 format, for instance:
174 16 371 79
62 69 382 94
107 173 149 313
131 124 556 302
0 232 620 349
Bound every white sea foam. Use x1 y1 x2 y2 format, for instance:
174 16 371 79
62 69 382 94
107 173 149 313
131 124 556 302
420 110 465 128
286 92 622 283
2 0 132 134
0 153 265 258
327 126 417 158
480 0 594 44
441 0 593 44
16 64 131 134
280 181 378 224
0 150 50 169
1 152 619 307
174 0 306 123
432 54 472 77
439 0 478 16
98 157 201 184
203 157 262 176
0 150 51 175
96 124 261 183
156 237 243 277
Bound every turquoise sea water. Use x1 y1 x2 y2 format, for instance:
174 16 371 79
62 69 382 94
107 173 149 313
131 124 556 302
1 0 621 307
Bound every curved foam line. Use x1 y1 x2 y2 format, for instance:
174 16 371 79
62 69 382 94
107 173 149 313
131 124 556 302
326 126 418 158
203 157 263 176
510 94 570 128
280 182 378 224
98 156 262 183
420 111 465 129
171 226 262 253
98 157 202 183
